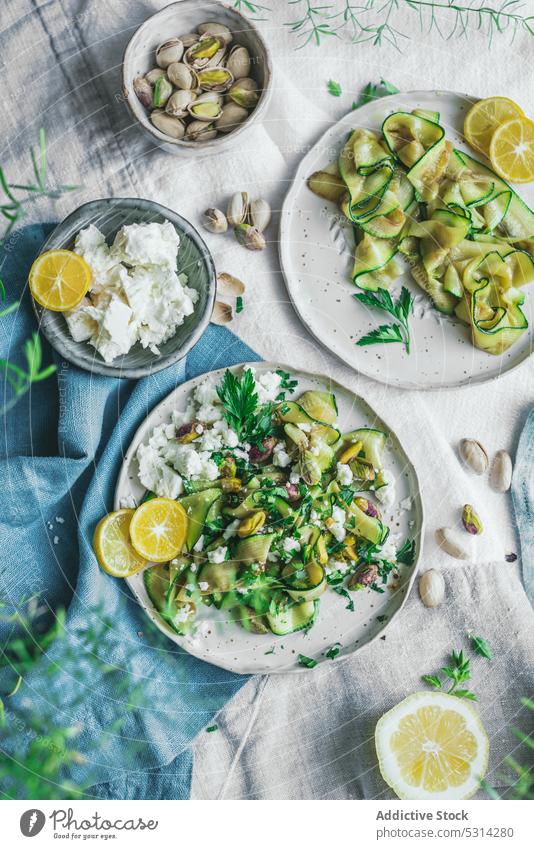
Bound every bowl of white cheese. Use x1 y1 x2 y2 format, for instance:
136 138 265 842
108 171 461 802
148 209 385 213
33 198 216 378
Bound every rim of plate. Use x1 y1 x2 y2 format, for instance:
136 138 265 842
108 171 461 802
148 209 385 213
116 361 425 675
279 89 533 392
32 197 216 379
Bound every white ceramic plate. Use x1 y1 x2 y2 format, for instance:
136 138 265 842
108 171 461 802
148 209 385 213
115 363 424 675
279 90 534 390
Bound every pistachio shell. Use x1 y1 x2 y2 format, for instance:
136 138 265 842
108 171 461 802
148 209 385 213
490 449 513 493
419 569 445 608
184 120 217 142
133 76 153 109
178 33 200 49
215 102 248 133
227 192 249 227
156 37 184 69
203 209 228 234
165 90 196 118
459 438 489 475
435 527 472 560
234 223 266 251
197 67 234 93
226 45 251 79
145 67 166 85
185 36 222 69
249 198 271 232
152 76 172 108
188 92 223 121
212 301 233 325
197 22 233 47
217 272 245 297
228 77 259 109
150 110 185 140
167 62 197 89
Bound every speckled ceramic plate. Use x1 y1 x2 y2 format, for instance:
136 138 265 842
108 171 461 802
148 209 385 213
34 198 216 378
279 90 534 390
115 363 424 675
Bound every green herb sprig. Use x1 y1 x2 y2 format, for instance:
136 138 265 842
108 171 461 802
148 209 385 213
275 368 298 400
327 79 342 96
355 286 414 354
0 128 78 243
1 332 56 415
353 79 399 110
298 653 318 668
217 368 275 447
422 649 477 700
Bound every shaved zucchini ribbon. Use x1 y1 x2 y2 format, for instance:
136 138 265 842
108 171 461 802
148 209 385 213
307 109 534 354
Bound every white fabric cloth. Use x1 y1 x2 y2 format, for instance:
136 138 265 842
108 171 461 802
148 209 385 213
2 0 533 799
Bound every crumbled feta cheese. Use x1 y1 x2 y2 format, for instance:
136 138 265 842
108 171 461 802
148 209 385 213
174 603 193 624
223 519 241 540
212 420 239 448
329 505 347 542
112 221 180 268
200 430 223 453
248 368 282 403
198 581 209 591
198 455 219 481
119 494 137 509
55 516 65 524
375 469 396 507
208 545 228 564
330 559 350 574
159 464 183 499
53 535 59 545
193 535 205 553
164 443 203 478
283 537 301 553
336 463 353 485
273 442 291 468
289 469 300 485
74 224 118 289
194 377 219 406
172 403 195 428
64 297 98 342
400 496 412 511
380 537 397 562
136 442 183 498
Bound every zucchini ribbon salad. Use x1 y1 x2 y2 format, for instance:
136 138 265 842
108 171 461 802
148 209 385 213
94 368 415 639
307 109 534 355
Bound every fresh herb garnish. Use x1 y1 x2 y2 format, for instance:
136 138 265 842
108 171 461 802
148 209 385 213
0 332 56 415
236 295 244 313
216 368 274 446
275 369 298 401
325 642 341 659
352 79 399 109
264 646 276 655
327 79 342 97
298 654 317 669
206 724 218 733
422 649 477 700
396 538 416 565
355 287 414 354
470 635 493 660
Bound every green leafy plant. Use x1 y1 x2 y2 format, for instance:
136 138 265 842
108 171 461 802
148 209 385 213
327 79 342 96
471 634 493 659
217 368 274 446
0 128 78 243
484 698 534 800
422 649 477 700
0 332 56 415
298 653 317 668
353 79 399 110
238 1 534 48
355 287 414 353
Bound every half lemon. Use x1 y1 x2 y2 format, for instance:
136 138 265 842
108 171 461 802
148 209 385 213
489 116 534 183
464 96 524 157
93 509 147 578
29 249 92 311
129 497 188 563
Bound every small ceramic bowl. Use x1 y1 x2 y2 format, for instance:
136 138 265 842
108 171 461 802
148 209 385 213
122 0 273 156
33 198 216 378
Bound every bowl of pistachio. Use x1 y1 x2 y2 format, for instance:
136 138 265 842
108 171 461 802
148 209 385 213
123 0 273 154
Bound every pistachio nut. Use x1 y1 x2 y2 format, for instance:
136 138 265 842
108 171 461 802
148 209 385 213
462 504 483 535
249 198 271 233
184 120 217 142
202 208 228 234
197 21 233 47
215 102 248 134
152 76 173 108
348 563 378 591
490 449 513 493
459 438 489 475
315 536 328 565
150 110 186 139
185 36 222 69
299 454 322 486
226 44 251 80
228 77 259 109
419 569 445 608
220 455 237 478
284 422 308 450
354 497 381 519
351 459 376 482
133 76 153 109
178 33 200 49
234 223 266 251
211 300 233 324
197 67 234 92
242 607 269 634
237 511 267 538
226 191 249 226
167 61 197 90
339 440 363 465
220 477 242 493
217 272 245 296
188 91 223 121
156 37 184 69
435 527 473 560
166 89 196 118
145 67 166 85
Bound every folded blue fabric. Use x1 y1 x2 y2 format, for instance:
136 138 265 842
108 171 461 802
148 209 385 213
512 406 534 608
0 224 259 799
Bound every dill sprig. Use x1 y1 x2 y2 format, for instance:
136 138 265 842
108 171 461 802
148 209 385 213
0 128 78 242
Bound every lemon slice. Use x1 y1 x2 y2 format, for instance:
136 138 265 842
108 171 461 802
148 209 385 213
464 96 524 156
93 509 147 578
375 691 489 800
129 498 188 562
29 249 92 311
490 117 534 184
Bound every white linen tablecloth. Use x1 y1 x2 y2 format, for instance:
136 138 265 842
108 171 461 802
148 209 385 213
2 0 533 799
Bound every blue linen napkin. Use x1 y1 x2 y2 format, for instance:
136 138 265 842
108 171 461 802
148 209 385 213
0 224 259 799
512 406 534 608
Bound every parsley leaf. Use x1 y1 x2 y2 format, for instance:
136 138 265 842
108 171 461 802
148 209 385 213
471 635 492 660
298 654 317 669
216 368 274 446
352 79 399 110
422 649 477 700
354 286 414 354
236 295 244 313
396 538 416 566
325 643 341 660
206 724 218 733
327 79 342 97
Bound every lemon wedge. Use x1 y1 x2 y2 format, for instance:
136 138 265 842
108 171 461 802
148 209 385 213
129 497 188 562
464 96 524 157
489 116 534 183
93 509 147 578
29 249 92 311
375 691 489 800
